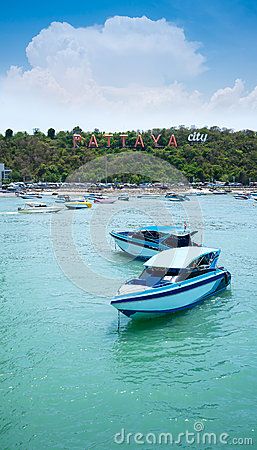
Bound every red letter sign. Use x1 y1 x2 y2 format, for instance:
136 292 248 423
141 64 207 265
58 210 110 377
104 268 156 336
151 134 161 147
135 134 145 148
104 134 113 148
73 134 82 148
168 134 177 147
120 134 128 147
88 134 99 148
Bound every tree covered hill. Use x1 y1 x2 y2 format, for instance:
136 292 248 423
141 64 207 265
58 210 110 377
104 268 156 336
0 126 256 184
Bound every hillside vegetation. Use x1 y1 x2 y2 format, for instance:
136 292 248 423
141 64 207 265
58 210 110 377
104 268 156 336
1 126 256 184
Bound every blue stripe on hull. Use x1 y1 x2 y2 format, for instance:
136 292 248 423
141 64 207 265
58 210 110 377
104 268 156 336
120 282 228 319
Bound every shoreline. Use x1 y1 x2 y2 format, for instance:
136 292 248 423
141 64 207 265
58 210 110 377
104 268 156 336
0 186 256 198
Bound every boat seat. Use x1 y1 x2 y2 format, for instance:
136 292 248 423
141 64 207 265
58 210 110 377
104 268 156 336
118 284 148 295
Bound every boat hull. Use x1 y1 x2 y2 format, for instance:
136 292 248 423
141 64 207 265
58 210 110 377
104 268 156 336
18 207 61 214
111 270 231 319
111 233 160 259
65 202 92 209
20 195 42 199
94 198 116 204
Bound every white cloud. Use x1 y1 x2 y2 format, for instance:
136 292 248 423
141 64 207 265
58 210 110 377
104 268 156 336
1 16 257 131
26 17 205 89
208 79 245 110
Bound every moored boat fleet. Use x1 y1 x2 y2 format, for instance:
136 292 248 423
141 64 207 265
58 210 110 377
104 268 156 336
14 188 257 214
16 194 118 213
14 190 242 321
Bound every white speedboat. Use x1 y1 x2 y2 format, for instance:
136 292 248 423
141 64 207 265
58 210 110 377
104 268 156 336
94 197 117 204
234 193 250 200
18 202 62 214
165 192 190 201
111 247 231 319
84 193 104 201
19 192 43 199
212 189 228 195
110 225 198 260
55 194 71 203
118 194 129 201
137 194 160 199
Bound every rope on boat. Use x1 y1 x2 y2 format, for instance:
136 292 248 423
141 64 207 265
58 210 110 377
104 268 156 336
117 310 121 332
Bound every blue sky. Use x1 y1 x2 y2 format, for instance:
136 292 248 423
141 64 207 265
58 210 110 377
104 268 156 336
1 0 257 92
1 0 257 130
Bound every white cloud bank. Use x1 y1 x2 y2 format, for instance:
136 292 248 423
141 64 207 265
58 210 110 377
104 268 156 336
1 16 257 131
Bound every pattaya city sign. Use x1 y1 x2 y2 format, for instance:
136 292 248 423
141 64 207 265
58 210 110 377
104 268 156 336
73 132 208 148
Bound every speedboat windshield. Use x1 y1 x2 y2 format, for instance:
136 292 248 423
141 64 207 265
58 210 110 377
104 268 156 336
138 267 180 287
187 252 218 270
128 230 166 242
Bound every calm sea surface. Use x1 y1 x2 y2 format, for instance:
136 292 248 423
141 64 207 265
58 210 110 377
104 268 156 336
0 195 256 449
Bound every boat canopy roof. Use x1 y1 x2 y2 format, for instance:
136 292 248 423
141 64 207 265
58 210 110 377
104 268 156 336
144 246 220 269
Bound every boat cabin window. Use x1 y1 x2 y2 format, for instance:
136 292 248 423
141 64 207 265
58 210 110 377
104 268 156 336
129 230 165 242
163 234 191 248
137 257 217 287
143 230 161 241
187 252 216 270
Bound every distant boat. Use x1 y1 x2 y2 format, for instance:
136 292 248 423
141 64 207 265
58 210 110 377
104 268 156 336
212 190 228 195
65 201 92 210
165 192 190 201
118 194 129 201
234 194 250 200
19 192 42 199
18 202 61 214
110 225 199 260
137 194 160 199
84 193 104 201
111 246 231 319
94 198 117 204
55 194 71 203
187 190 207 196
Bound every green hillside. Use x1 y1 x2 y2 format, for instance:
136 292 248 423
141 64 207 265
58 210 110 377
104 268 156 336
1 126 256 184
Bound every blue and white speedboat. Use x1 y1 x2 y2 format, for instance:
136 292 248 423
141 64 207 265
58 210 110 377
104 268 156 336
111 247 231 319
165 192 190 201
110 225 198 260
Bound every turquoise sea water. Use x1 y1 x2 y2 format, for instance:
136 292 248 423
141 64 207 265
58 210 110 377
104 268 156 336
0 195 257 449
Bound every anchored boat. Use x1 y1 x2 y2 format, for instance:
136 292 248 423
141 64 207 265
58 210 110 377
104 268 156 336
118 194 129 201
18 202 62 214
110 225 198 260
18 192 43 199
55 194 71 203
65 200 92 210
234 194 250 200
94 197 117 204
165 192 190 201
111 247 231 319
